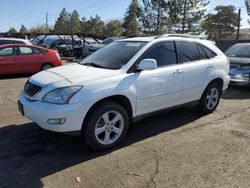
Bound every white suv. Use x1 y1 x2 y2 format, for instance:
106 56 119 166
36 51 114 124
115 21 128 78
19 36 230 150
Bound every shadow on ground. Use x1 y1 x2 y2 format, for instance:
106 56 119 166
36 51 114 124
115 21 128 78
0 107 202 188
222 86 250 100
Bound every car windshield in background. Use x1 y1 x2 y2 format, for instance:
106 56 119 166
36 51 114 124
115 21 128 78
80 41 147 69
225 44 250 58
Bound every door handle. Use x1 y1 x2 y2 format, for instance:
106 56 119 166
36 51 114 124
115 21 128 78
207 64 213 68
174 69 183 75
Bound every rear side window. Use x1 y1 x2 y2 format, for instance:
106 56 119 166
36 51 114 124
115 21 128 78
0 47 15 56
200 45 216 58
12 41 25 44
38 49 48 54
140 41 178 67
179 41 200 62
19 47 33 55
197 44 208 60
0 40 12 45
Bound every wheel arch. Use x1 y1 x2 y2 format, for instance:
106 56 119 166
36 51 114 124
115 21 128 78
82 95 133 131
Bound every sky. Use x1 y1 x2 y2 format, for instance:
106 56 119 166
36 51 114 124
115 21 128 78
0 0 249 32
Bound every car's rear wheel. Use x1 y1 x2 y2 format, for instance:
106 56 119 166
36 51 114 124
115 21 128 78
41 64 53 71
199 82 221 114
82 101 129 151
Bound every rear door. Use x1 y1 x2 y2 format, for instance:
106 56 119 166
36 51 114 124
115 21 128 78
177 41 216 104
0 46 20 75
17 46 43 73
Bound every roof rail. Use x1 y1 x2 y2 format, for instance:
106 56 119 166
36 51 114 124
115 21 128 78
156 34 207 40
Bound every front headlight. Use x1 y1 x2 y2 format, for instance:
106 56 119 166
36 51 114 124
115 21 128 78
42 86 82 104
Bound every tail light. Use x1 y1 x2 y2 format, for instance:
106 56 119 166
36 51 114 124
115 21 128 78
56 52 61 60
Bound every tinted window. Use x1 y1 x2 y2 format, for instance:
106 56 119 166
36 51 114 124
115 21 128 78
38 48 48 54
140 42 177 67
19 47 33 55
198 44 208 60
12 41 25 44
0 47 15 56
180 42 200 62
201 45 216 58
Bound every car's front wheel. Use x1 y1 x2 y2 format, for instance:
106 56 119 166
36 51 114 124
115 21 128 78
82 102 129 150
199 82 221 114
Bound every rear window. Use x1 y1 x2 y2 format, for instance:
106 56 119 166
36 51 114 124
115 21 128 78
201 45 217 58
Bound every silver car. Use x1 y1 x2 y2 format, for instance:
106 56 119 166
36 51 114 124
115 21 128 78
225 43 250 87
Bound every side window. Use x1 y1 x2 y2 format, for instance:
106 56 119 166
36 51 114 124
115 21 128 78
39 49 48 54
180 41 200 62
201 45 217 58
32 48 41 54
140 42 178 67
0 47 14 56
197 44 208 60
19 47 33 55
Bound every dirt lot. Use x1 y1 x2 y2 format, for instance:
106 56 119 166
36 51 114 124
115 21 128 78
0 75 250 188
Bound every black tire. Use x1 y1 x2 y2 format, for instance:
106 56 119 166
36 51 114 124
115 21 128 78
82 101 129 151
41 63 53 71
199 82 221 114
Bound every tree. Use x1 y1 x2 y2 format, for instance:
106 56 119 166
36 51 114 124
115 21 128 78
30 25 50 34
139 0 169 34
8 27 17 34
69 10 81 33
20 24 28 34
54 8 70 33
123 0 141 36
202 5 238 40
105 20 123 36
139 0 209 34
86 15 105 35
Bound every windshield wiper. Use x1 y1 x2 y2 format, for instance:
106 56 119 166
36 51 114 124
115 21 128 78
82 62 105 68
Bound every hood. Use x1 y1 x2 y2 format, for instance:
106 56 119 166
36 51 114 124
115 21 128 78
228 57 250 65
30 63 118 86
88 43 105 49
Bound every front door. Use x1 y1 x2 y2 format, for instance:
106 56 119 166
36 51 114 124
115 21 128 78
135 41 184 116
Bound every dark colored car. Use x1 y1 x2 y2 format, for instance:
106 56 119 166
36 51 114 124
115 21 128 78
225 43 250 87
0 44 63 75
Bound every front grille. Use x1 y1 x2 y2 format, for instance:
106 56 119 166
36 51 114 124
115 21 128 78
230 64 240 71
24 81 42 97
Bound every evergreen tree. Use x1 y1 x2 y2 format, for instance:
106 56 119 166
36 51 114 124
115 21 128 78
86 15 105 35
69 10 81 33
20 24 28 34
54 8 70 33
202 5 238 40
8 27 17 34
105 20 123 36
123 0 141 36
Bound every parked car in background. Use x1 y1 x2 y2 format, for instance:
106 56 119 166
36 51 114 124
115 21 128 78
225 43 250 87
57 38 97 58
87 37 119 54
0 38 32 46
19 36 229 150
0 44 62 75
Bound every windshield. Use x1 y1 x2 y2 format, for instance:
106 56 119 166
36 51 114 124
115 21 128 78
225 44 250 58
80 41 146 69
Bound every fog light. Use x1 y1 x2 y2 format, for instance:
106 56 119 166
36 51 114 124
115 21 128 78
47 118 66 125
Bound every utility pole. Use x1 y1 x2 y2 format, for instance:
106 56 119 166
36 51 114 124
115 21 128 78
181 0 187 34
156 0 161 33
46 12 48 30
236 8 241 41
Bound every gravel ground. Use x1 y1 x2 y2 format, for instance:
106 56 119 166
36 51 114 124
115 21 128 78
0 75 250 188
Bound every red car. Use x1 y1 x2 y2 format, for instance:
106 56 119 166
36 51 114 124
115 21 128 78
0 44 63 75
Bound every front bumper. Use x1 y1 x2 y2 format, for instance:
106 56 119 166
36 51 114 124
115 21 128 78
19 92 90 133
229 78 250 87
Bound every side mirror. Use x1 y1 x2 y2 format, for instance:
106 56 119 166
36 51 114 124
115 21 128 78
137 59 157 71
